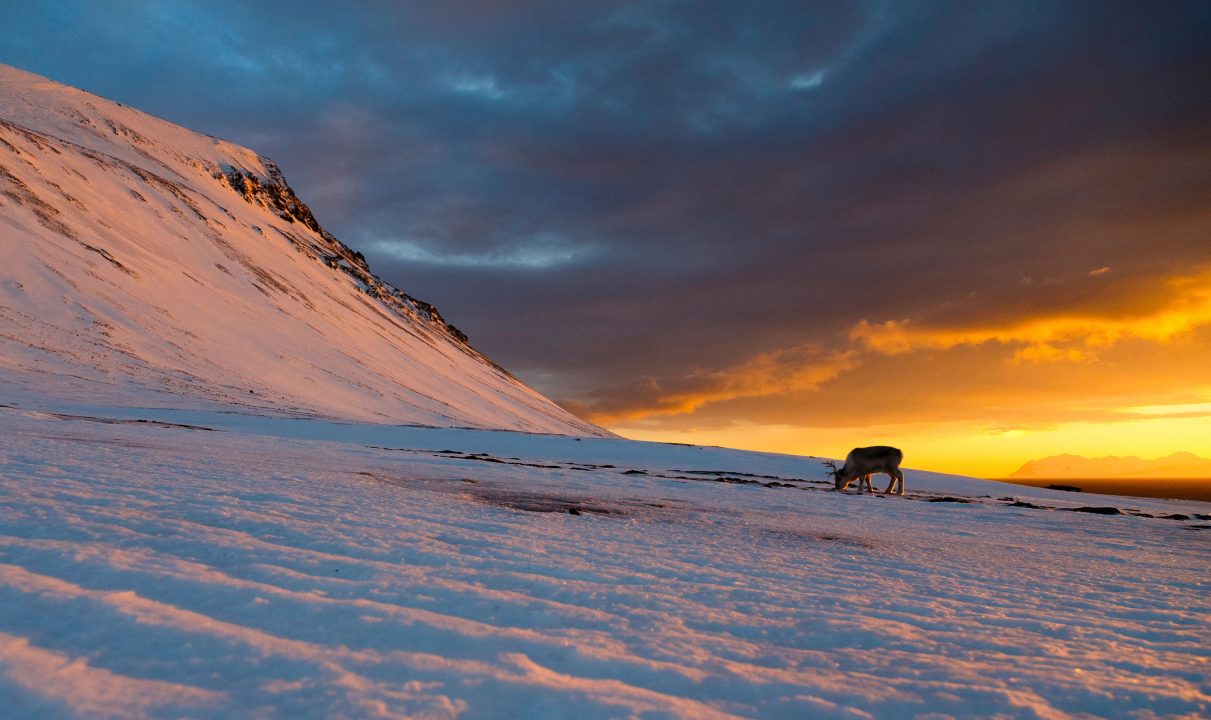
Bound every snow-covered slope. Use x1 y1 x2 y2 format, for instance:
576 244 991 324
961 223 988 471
0 64 603 436
1 404 1207 719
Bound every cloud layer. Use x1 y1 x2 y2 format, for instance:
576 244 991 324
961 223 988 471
4 2 1210 467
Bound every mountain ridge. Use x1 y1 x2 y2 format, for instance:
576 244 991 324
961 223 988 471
0 63 605 436
1007 451 1211 479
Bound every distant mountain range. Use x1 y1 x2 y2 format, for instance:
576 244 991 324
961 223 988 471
0 64 606 436
1007 452 1211 478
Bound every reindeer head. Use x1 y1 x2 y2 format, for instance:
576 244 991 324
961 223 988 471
822 459 845 490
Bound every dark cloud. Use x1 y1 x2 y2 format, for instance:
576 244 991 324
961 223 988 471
3 1 1210 432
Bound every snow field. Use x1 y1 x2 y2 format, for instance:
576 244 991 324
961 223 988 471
0 406 1207 719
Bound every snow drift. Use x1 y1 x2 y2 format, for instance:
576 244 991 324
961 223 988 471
0 64 603 436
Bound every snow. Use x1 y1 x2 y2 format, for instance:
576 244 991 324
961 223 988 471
1 403 1207 719
0 64 602 437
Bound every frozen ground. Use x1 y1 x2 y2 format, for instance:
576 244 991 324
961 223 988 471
1 401 1207 719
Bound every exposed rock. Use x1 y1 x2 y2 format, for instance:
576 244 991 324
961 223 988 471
212 162 471 345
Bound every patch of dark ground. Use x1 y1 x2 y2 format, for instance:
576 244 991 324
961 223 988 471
355 470 672 519
757 527 872 549
424 451 823 489
994 496 1198 520
834 490 1207 527
676 469 809 483
653 470 823 489
565 465 614 472
365 449 1207 527
373 447 607 472
1059 506 1123 515
31 433 196 452
1000 497 1045 509
46 412 217 431
673 474 798 488
464 488 662 517
427 450 617 472
432 451 563 469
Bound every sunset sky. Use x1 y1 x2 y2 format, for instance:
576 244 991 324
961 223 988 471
4 2 1209 477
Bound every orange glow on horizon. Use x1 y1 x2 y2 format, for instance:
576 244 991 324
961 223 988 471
592 267 1211 479
609 412 1211 479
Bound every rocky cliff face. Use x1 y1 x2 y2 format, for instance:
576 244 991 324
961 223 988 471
0 63 604 435
214 163 470 345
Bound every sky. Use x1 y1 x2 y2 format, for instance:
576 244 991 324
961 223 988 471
3 1 1210 477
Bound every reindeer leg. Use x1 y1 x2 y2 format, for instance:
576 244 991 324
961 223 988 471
884 469 904 495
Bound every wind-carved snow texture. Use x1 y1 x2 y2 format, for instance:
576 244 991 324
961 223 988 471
0 405 1208 719
0 64 601 435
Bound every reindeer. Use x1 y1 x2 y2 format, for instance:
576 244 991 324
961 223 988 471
824 446 905 495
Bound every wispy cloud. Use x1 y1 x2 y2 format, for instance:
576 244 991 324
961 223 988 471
848 268 1211 364
443 73 508 101
788 70 826 91
367 237 593 269
577 345 856 423
1117 399 1211 419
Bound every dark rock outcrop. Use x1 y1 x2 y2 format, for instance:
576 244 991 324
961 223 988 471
213 161 471 346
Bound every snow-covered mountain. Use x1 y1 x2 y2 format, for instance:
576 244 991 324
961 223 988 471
1008 452 1211 478
0 64 603 435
